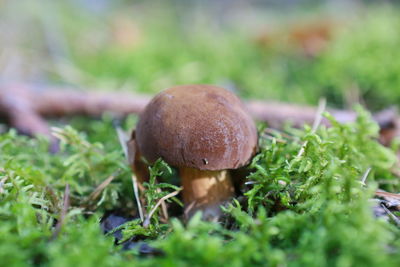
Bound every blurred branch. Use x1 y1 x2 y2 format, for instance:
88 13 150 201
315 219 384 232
0 84 60 152
0 83 398 151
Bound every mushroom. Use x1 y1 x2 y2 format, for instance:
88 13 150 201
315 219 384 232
134 85 258 219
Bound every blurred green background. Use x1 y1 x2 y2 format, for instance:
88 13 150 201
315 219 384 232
2 0 400 111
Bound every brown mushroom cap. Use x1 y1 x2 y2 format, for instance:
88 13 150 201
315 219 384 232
135 85 258 171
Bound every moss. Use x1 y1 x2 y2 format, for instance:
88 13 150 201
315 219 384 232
1 107 400 266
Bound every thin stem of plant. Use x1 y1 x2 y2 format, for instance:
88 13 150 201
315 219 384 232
115 125 130 159
113 125 145 222
143 188 182 228
297 98 326 158
156 187 169 221
360 167 372 185
51 184 70 240
132 174 144 222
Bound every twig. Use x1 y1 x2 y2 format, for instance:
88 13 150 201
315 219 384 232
51 184 70 240
0 85 59 152
143 188 182 228
375 190 400 210
2 84 396 129
183 201 196 219
375 190 400 200
1 84 400 152
380 204 400 227
86 173 117 204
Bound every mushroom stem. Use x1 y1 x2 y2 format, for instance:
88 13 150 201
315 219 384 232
180 167 234 220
